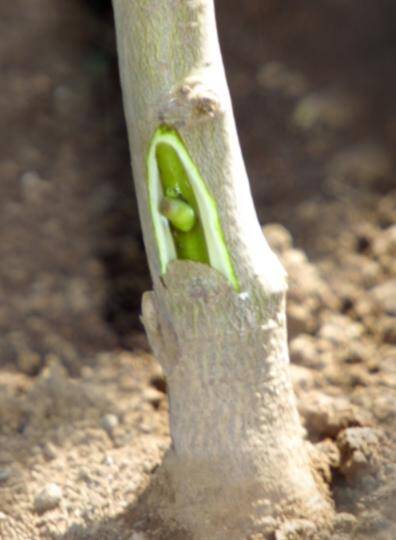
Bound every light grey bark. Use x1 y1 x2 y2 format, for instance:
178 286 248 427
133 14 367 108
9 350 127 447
112 1 333 538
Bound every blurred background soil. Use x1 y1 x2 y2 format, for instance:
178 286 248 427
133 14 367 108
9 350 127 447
0 0 395 538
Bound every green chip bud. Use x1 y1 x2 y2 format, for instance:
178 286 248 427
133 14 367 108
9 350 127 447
148 126 239 289
160 196 196 232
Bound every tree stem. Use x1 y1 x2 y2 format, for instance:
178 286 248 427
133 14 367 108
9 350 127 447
112 1 333 538
112 0 284 296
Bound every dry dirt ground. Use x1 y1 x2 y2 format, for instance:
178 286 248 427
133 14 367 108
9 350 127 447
0 1 395 539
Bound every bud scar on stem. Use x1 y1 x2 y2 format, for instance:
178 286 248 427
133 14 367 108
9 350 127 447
147 125 239 290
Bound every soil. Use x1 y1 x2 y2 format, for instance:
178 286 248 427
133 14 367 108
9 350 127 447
0 1 395 539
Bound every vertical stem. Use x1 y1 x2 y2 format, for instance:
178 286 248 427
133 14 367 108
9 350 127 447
112 1 333 538
112 0 284 297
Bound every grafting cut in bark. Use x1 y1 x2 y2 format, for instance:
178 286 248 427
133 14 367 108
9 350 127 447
112 1 333 538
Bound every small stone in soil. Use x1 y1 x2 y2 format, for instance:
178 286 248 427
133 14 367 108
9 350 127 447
100 414 119 434
34 483 63 513
102 455 114 466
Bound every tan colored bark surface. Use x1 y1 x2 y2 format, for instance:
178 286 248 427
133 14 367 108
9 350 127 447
112 0 333 537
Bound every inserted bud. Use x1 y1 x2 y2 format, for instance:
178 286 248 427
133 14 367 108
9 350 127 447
160 196 196 232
